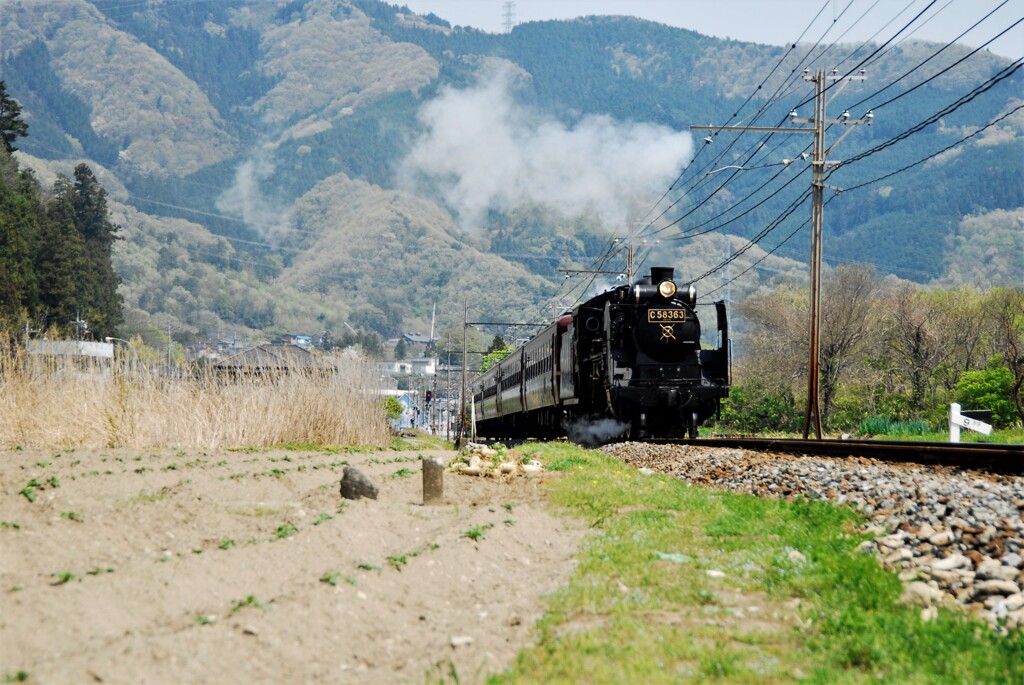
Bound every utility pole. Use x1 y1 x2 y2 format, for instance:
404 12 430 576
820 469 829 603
23 319 38 347
460 300 468 445
446 332 452 442
692 67 871 438
72 312 88 341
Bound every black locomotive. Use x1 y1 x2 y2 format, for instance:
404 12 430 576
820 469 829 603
470 266 730 444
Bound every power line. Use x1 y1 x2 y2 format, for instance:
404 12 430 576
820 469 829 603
833 57 1023 170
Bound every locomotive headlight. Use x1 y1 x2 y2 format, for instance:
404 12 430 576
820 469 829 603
657 280 677 299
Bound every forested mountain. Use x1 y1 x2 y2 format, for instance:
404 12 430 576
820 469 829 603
0 0 1019 345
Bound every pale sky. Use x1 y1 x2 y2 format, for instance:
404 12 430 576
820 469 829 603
397 0 1022 59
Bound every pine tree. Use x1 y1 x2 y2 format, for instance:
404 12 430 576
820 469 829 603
36 176 87 330
70 164 123 339
0 149 43 331
0 81 29 153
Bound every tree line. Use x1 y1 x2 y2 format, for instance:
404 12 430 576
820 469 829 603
0 81 122 341
724 264 1024 433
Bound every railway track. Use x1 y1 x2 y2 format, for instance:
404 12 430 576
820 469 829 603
600 438 1024 631
662 437 1024 475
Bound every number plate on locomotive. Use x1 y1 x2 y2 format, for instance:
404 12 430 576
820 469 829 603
647 309 687 323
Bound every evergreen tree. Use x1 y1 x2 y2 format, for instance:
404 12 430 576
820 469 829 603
0 148 44 331
0 159 35 327
36 176 87 331
71 163 123 338
0 81 29 153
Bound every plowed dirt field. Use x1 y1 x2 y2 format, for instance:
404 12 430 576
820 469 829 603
0 447 581 684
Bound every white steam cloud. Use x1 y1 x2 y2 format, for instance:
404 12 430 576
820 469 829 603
400 70 694 229
216 152 287 237
563 417 630 447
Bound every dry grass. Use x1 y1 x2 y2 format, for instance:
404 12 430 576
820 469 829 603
0 343 389 449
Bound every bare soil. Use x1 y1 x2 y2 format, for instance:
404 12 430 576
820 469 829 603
0 447 583 684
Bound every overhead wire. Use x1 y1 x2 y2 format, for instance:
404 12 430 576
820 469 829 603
628 0 922 255
632 0 834 232
835 99 1024 192
707 95 1024 297
831 57 1023 170
626 0 843 242
644 4 1021 287
853 14 1023 112
690 58 1021 289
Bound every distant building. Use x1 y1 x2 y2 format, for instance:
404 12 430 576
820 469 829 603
273 334 313 348
379 357 437 378
27 340 114 361
215 344 328 376
26 340 114 378
402 332 435 345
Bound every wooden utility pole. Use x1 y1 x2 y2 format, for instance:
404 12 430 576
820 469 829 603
692 67 871 438
460 300 468 445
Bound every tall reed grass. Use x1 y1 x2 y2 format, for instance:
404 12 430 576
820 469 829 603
0 342 389 449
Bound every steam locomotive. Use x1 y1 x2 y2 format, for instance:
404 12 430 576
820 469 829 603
470 266 730 444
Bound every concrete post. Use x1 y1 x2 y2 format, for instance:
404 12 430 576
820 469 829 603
423 456 444 505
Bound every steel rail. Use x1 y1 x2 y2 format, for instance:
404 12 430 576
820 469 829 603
678 438 1024 475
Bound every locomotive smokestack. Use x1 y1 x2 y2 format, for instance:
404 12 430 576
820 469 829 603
650 267 674 284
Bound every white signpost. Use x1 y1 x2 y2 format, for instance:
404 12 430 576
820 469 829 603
949 402 993 443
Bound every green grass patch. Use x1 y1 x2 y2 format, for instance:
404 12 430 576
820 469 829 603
229 595 264 615
390 431 453 451
461 523 494 543
312 512 333 526
130 488 170 504
228 506 280 517
489 442 1024 684
51 571 76 585
869 427 1024 444
273 524 298 540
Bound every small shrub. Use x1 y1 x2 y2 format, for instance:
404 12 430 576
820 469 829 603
715 383 802 434
955 367 1017 427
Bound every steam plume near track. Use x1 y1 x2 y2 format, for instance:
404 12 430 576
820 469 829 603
400 69 694 229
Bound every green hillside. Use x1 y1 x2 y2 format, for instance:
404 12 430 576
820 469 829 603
0 0 1019 343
